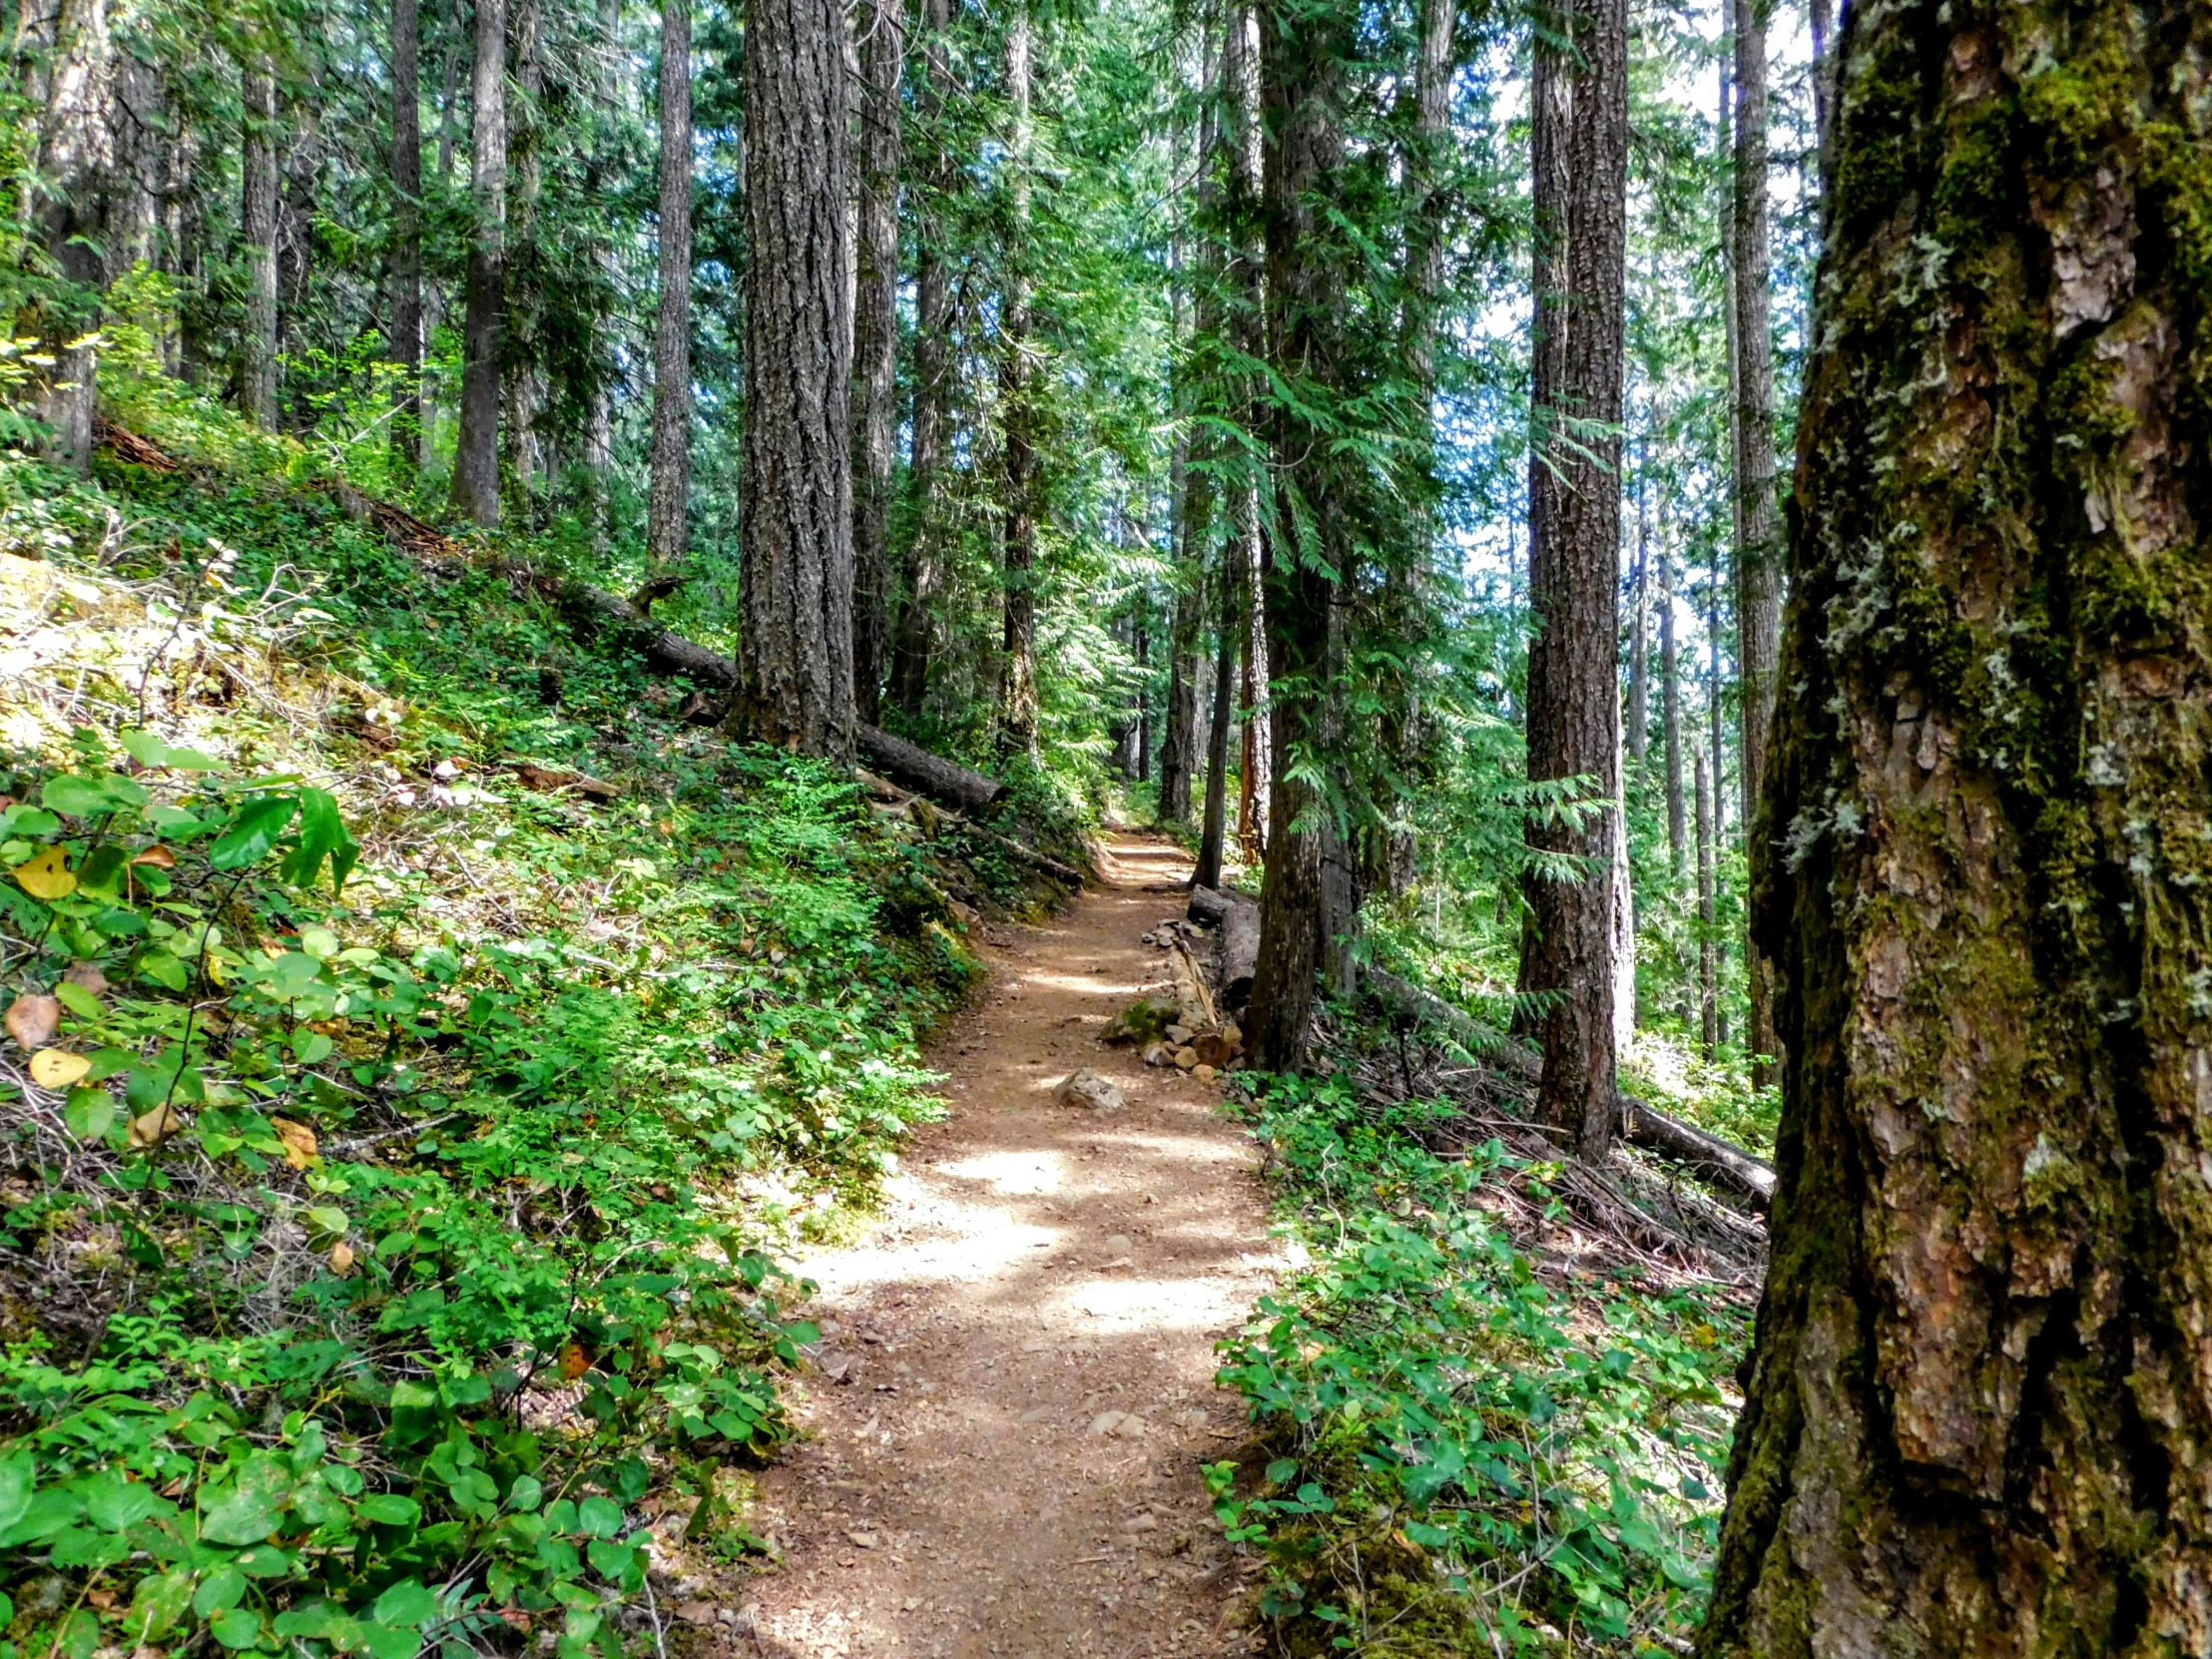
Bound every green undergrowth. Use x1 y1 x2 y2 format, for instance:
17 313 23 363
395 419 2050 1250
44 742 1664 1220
1213 1072 1749 1657
0 378 1063 1659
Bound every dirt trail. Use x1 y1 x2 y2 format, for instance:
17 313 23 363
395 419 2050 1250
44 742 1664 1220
727 833 1285 1659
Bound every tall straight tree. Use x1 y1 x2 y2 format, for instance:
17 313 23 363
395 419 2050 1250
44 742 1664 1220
448 0 507 525
848 0 903 724
30 0 114 469
1518 0 1627 1158
645 0 692 568
736 0 854 757
995 1 1040 757
502 0 543 509
1224 0 1269 864
1732 0 1780 1086
1243 0 1360 1072
241 61 279 427
1699 0 2212 1644
887 0 953 716
390 0 423 466
1660 519 1685 879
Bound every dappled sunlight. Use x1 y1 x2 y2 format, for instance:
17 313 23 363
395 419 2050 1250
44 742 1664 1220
936 1149 1067 1194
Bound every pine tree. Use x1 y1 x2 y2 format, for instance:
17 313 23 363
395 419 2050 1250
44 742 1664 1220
449 0 508 525
645 0 692 569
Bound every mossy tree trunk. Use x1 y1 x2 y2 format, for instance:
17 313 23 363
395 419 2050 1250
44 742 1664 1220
645 0 693 568
1698 0 2212 1647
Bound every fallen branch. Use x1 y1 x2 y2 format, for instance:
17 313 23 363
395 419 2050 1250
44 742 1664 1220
1365 967 1774 1211
854 723 1007 817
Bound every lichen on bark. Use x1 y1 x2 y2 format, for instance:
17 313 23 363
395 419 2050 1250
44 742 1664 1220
1699 0 2212 1649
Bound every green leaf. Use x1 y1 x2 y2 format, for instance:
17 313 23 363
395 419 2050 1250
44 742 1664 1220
585 1538 634 1580
64 1088 118 1143
83 1467 167 1530
194 1564 250 1617
135 949 190 990
0 1452 36 1533
210 796 298 870
210 1607 264 1650
121 731 222 772
362 1621 424 1659
575 1495 623 1538
54 979 104 1020
200 1452 292 1545
127 1567 195 1641
293 1029 334 1063
371 1580 440 1629
505 1475 544 1512
356 1493 422 1527
280 789 360 894
42 772 145 818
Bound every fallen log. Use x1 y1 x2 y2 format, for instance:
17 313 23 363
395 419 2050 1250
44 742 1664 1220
1621 1098 1775 1213
558 584 743 690
1365 967 1774 1211
854 723 1007 817
1218 900 1260 1007
1186 883 1244 927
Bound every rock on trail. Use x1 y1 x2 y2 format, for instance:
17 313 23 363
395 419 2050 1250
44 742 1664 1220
730 833 1285 1659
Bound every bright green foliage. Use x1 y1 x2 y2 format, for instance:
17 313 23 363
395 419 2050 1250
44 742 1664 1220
1216 1075 1747 1654
0 380 1001 1659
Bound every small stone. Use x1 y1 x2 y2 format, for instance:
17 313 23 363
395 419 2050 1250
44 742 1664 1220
1057 1069 1127 1112
1141 1042 1171 1067
1105 1234 1133 1255
1190 1030 1234 1067
1090 1410 1129 1436
1172 1047 1199 1071
1164 1024 1191 1045
845 1529 879 1549
674 1602 718 1626
1194 1064 1217 1083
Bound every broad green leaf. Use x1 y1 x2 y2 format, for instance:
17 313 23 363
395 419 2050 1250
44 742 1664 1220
371 1580 439 1628
575 1494 623 1538
210 796 297 870
121 731 222 772
585 1538 634 1580
83 1467 168 1530
128 1567 195 1641
504 1474 543 1512
53 979 103 1020
362 1620 423 1659
194 1564 250 1617
356 1493 421 1526
210 1608 264 1650
280 789 360 893
200 1451 292 1545
42 772 145 818
0 1452 35 1533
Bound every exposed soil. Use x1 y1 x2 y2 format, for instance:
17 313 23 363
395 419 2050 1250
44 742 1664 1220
717 833 1286 1658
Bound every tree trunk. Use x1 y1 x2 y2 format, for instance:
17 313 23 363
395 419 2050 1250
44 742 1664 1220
502 0 543 515
1694 742 1716 1057
736 0 855 759
1700 0 2212 1643
1244 0 1361 1073
1661 523 1685 881
583 0 621 549
1733 0 1781 1089
1807 0 1835 205
1133 598 1152 782
419 20 461 455
1195 546 1239 890
1225 0 1269 868
849 0 903 727
645 0 693 566
241 63 279 429
29 0 112 470
391 0 423 468
995 2 1039 758
447 0 506 526
887 0 952 718
1518 0 1626 1159
1158 550 1204 822
1709 558 1730 1051
1627 448 1649 768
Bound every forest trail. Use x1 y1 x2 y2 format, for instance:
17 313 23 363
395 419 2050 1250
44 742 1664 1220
729 833 1285 1659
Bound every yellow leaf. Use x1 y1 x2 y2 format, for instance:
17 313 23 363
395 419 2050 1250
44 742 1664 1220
28 1050 91 1089
272 1116 317 1170
328 1241 355 1274
12 846 75 899
128 1103 184 1149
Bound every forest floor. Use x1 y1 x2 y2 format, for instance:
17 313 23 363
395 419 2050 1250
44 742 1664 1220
720 833 1285 1659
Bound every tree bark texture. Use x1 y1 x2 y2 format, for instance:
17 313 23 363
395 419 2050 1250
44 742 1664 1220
645 0 693 566
447 0 506 526
1225 0 1269 868
1159 531 1205 821
241 63 280 429
1733 0 1781 1088
995 3 1039 758
1518 0 1626 1159
1695 742 1717 1056
502 0 543 511
1195 545 1239 890
1661 523 1685 881
888 0 953 718
1245 0 1359 1074
1699 0 2212 1646
737 0 855 760
1627 458 1648 767
849 0 903 726
391 0 424 467
30 0 112 470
